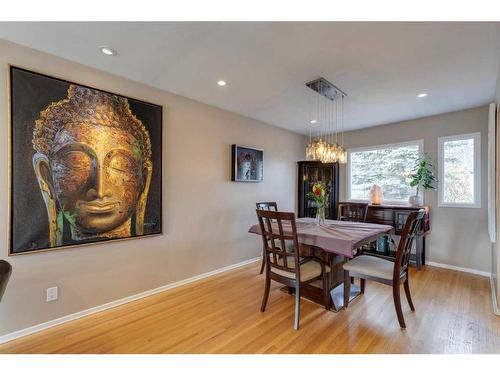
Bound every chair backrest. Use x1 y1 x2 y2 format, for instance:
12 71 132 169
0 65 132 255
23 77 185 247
337 202 368 222
256 202 278 211
394 210 425 279
0 260 12 302
256 210 300 278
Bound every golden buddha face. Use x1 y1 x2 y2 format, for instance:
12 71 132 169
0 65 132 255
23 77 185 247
32 85 153 246
51 123 146 234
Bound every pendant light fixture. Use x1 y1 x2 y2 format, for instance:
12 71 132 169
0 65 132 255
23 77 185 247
305 77 347 163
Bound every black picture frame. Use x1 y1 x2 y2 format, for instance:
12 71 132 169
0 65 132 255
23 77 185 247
8 66 163 255
231 144 264 182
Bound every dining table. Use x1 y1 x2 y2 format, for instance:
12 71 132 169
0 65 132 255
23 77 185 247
248 217 394 311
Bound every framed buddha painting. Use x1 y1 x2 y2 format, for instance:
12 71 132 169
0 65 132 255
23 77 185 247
8 66 163 255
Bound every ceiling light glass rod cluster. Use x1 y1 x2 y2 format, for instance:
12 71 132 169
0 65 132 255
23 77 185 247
305 77 347 164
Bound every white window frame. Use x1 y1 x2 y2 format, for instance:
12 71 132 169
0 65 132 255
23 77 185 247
438 132 481 208
346 139 424 205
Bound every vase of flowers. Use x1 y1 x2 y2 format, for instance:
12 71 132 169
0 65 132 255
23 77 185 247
408 154 437 206
307 182 327 226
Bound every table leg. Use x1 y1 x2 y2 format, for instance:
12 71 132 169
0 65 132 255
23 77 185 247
328 254 338 311
330 282 361 311
280 253 362 312
328 256 362 312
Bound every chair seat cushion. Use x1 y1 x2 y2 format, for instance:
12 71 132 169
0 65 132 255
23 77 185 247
271 257 329 282
343 255 394 280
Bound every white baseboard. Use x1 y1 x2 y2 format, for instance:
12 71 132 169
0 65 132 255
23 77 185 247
490 276 500 316
425 261 491 277
0 256 260 345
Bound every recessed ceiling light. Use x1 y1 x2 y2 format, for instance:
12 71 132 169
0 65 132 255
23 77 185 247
417 93 427 98
310 120 317 124
100 47 117 56
217 80 227 86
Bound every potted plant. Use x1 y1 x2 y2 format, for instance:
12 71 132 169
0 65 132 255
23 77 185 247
408 155 437 206
307 182 327 225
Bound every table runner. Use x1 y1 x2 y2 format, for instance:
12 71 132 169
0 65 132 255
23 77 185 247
248 217 394 258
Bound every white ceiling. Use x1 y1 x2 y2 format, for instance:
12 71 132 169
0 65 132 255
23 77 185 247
1 22 499 134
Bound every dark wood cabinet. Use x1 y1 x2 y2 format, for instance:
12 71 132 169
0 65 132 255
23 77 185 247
365 204 429 269
297 161 339 220
366 204 428 235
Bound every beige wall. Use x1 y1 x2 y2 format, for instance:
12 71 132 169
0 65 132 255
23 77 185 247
339 106 491 272
0 39 305 336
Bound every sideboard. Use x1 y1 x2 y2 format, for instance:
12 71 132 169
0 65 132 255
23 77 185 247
363 204 430 270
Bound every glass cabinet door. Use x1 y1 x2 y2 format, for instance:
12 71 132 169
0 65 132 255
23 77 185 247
305 166 319 217
298 161 339 220
321 167 333 219
304 166 334 218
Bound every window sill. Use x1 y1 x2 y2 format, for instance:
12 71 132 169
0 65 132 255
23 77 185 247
347 199 423 206
438 203 481 209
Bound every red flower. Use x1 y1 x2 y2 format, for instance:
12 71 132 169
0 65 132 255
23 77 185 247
314 187 322 196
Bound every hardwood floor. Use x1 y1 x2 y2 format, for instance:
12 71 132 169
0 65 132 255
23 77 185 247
0 262 499 354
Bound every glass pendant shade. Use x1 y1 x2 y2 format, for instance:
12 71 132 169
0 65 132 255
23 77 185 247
306 141 316 161
339 149 347 164
316 138 327 161
306 140 349 164
325 144 337 163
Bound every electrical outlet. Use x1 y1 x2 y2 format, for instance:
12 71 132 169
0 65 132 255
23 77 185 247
46 286 58 302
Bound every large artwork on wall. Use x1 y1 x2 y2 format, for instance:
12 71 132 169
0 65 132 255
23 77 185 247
9 67 163 255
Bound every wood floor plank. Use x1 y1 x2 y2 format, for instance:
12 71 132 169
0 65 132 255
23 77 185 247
0 262 499 354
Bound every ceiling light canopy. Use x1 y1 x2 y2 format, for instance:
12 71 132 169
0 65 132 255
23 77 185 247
100 46 117 56
217 80 227 86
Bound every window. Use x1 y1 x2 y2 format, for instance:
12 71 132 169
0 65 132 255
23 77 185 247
347 140 423 204
438 133 481 208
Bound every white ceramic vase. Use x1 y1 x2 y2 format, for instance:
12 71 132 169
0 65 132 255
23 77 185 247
408 195 423 207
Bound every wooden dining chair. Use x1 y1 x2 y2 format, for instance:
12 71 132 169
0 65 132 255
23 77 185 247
256 209 330 330
0 260 12 303
337 202 368 222
256 202 278 274
342 209 425 328
338 202 370 261
256 202 278 211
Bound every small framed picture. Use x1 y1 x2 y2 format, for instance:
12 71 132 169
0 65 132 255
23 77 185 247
231 144 263 182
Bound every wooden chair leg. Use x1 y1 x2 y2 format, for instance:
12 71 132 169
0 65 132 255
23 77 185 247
261 274 271 312
393 282 406 329
404 277 415 311
259 254 265 274
343 270 350 308
360 278 365 294
294 283 300 330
